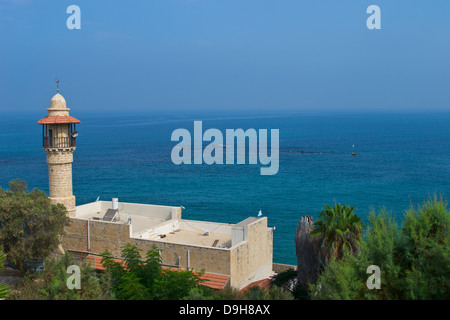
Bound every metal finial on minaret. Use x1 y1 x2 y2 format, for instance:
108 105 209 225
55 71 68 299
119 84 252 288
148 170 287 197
55 78 60 93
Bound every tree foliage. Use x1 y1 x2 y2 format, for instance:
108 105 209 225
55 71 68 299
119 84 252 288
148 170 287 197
270 268 307 299
101 243 208 300
399 195 450 299
8 252 111 300
0 179 70 272
310 196 450 300
312 203 364 263
0 247 11 298
241 285 293 300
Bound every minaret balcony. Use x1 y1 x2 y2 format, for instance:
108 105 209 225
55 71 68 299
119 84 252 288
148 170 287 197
43 136 77 149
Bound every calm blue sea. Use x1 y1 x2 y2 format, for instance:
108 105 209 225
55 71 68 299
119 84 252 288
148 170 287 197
1 111 449 265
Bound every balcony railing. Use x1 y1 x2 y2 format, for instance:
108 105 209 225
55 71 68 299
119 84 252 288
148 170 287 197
43 137 76 149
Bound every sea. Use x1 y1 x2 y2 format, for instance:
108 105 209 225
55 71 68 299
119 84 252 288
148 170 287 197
1 110 449 265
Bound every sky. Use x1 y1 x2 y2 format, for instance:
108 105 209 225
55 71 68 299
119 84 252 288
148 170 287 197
0 0 450 114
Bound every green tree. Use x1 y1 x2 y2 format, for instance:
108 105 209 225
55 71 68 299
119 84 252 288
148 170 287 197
242 285 270 300
213 284 241 300
398 196 450 299
0 179 70 272
358 208 403 299
0 247 11 299
101 243 206 300
241 285 294 300
8 252 112 300
184 286 217 300
310 196 450 300
270 268 297 291
312 203 364 263
309 209 400 300
309 253 363 300
270 268 308 299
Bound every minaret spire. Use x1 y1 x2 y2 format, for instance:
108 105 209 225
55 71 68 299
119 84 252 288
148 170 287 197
56 78 60 93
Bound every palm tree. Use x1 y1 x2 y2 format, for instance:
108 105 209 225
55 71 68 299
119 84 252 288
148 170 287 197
312 203 364 263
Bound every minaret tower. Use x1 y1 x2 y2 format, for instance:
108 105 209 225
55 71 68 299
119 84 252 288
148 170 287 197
37 80 80 217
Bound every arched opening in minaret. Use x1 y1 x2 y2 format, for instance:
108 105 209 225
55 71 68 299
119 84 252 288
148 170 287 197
48 128 53 148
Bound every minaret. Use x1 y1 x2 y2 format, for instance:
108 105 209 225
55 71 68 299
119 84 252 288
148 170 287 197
37 80 80 217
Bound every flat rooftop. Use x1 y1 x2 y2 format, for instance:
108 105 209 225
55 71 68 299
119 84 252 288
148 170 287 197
145 228 231 248
75 200 237 249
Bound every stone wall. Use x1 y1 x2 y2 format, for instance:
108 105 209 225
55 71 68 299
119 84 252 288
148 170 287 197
62 216 273 289
62 218 232 276
46 149 76 216
272 263 297 274
229 217 273 288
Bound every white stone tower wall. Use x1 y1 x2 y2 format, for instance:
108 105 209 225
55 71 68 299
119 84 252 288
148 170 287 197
46 149 76 216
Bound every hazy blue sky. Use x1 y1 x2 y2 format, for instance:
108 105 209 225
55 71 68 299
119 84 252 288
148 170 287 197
1 0 449 114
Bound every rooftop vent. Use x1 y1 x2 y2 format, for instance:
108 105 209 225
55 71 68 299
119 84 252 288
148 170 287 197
112 198 119 210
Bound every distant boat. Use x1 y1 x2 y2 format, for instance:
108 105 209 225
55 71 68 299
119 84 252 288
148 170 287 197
300 150 323 155
351 144 358 156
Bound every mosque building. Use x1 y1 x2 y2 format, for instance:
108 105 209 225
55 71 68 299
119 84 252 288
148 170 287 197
37 84 275 290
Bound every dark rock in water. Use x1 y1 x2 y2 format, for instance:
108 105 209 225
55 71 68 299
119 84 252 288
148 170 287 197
295 216 321 290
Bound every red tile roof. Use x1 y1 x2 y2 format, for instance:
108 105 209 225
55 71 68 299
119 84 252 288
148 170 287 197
85 254 119 271
239 278 272 294
84 254 229 290
196 272 230 290
37 115 81 125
